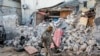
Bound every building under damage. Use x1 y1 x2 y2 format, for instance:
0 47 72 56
0 0 100 56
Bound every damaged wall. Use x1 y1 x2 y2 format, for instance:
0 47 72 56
0 0 21 40
0 0 21 24
0 0 3 16
21 0 37 26
0 0 3 5
1 7 21 16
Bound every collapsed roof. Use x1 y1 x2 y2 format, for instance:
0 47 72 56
36 0 80 9
58 0 79 8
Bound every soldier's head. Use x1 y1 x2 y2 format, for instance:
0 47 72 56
46 26 53 32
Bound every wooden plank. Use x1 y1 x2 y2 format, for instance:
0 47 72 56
60 11 72 18
49 16 60 18
48 8 72 11
87 17 95 27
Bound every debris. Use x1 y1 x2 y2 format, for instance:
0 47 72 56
79 43 87 51
24 46 38 55
0 7 100 56
78 14 88 26
51 28 63 48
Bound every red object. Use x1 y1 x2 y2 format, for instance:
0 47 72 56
24 46 38 54
50 28 63 48
38 12 46 15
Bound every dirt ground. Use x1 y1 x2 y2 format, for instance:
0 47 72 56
0 47 100 56
0 47 30 56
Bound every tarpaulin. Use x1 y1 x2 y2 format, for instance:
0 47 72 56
51 28 63 48
36 0 80 9
37 12 46 16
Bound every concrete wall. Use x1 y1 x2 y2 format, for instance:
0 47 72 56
0 0 3 16
1 0 21 15
0 0 22 39
0 0 21 24
2 0 21 8
0 0 3 5
21 0 37 26
1 7 21 16
79 0 96 11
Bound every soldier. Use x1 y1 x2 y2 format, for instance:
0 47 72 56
41 26 53 56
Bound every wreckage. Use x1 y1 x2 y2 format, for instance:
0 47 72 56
0 0 100 56
2 11 100 56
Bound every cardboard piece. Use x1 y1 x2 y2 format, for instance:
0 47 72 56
78 17 88 26
24 46 38 54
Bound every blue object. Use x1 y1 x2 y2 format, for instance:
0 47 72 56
53 17 59 22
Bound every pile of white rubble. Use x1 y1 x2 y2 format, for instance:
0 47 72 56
60 14 100 55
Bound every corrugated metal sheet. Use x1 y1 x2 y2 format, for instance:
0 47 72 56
58 0 79 8
36 0 64 9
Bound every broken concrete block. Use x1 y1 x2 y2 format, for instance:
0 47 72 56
24 46 38 54
79 43 87 51
67 45 73 51
68 52 73 56
73 44 79 51
63 46 68 50
76 50 83 55
86 46 93 53
81 8 90 13
88 40 96 46
78 17 88 26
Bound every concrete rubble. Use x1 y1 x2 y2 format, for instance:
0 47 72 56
0 0 100 56
0 12 100 56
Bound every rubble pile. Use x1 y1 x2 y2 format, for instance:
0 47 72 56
12 26 40 52
48 13 100 55
2 13 100 56
11 23 49 53
60 14 100 55
56 14 100 56
62 26 97 55
39 13 100 55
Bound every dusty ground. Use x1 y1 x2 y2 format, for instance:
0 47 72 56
0 47 100 56
0 47 30 56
